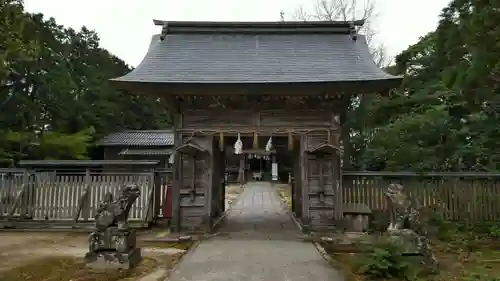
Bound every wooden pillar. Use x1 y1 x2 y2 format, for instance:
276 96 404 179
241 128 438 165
292 138 300 218
220 147 226 213
153 169 162 221
340 111 351 170
300 135 310 228
205 140 214 232
237 155 245 185
171 115 182 232
333 151 343 220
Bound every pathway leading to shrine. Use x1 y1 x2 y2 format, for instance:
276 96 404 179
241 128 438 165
168 182 344 281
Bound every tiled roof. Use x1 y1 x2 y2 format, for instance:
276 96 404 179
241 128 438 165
119 148 174 156
97 130 174 146
111 21 401 85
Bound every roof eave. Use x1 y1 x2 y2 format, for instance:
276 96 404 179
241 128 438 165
109 77 402 95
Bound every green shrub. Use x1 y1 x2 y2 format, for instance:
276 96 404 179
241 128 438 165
356 241 418 280
488 224 500 238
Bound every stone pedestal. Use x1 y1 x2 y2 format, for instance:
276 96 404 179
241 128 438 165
388 229 438 273
388 229 421 255
85 248 142 269
85 227 142 269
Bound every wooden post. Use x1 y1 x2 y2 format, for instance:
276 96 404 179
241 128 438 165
12 170 31 218
153 169 162 222
171 110 183 232
206 140 214 232
172 150 182 232
220 148 226 213
75 168 91 222
300 135 310 228
339 112 351 170
293 139 301 218
145 169 156 222
237 155 245 185
333 153 343 220
29 170 36 218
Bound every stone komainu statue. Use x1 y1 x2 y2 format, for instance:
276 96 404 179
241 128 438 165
84 184 142 269
384 183 438 272
385 183 412 231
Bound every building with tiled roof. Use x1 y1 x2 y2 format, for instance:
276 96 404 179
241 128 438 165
96 130 174 165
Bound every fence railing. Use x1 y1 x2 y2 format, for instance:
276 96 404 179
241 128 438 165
0 168 173 224
342 171 500 221
3 168 500 226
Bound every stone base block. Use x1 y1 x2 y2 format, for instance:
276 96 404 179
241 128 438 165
84 247 142 270
388 229 420 255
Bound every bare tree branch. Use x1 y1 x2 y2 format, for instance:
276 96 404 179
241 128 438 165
293 5 312 21
291 0 391 67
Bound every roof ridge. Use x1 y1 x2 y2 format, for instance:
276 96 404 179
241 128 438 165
153 20 364 36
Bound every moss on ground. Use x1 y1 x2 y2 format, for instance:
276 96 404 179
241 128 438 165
0 256 163 281
0 241 192 281
326 242 500 281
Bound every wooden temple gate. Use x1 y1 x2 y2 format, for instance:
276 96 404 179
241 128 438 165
168 110 346 231
108 20 401 232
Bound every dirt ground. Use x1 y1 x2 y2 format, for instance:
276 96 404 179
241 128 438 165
225 184 244 208
0 185 243 280
0 231 189 281
275 183 292 208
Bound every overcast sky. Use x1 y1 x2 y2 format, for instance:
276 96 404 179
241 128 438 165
24 0 450 67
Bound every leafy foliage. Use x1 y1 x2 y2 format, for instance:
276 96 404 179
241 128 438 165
356 241 417 280
348 0 500 171
0 2 171 165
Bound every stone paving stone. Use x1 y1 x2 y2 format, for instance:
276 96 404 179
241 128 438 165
168 182 344 281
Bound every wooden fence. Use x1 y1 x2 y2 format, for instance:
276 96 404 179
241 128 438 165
342 171 500 221
3 168 500 228
0 168 173 227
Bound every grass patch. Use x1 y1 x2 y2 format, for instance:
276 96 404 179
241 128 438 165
325 241 500 281
0 241 191 281
432 246 500 281
0 256 164 281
